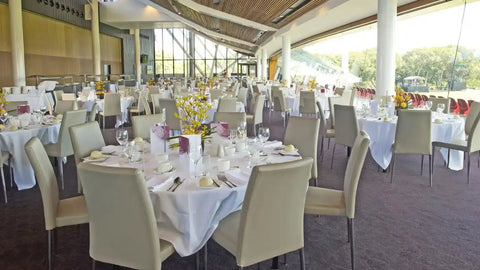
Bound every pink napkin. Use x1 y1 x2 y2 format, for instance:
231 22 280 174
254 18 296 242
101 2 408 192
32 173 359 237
17 105 30 115
179 136 190 154
151 125 170 140
211 122 229 138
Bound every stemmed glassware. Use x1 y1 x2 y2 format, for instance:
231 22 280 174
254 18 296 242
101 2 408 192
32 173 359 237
425 101 433 110
40 105 47 115
190 145 203 178
437 103 445 114
237 121 247 139
229 129 237 144
0 112 8 126
258 127 270 144
116 128 129 151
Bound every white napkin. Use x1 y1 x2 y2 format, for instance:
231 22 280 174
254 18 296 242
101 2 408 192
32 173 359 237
263 140 282 149
225 168 249 185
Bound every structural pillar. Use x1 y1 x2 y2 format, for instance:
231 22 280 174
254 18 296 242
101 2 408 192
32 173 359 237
134 29 141 84
261 49 268 80
376 0 397 97
91 1 101 78
9 0 26 86
282 35 291 85
256 51 262 78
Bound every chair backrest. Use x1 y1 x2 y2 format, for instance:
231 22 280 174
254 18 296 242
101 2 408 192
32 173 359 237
467 112 480 153
57 109 87 156
272 89 286 112
62 93 76 101
284 116 319 179
43 93 53 115
213 112 246 130
237 88 248 106
299 91 317 115
210 89 224 101
252 95 265 126
343 131 371 219
335 87 345 96
316 101 327 135
89 103 97 122
78 164 162 270
236 158 313 267
328 96 343 129
151 93 161 114
69 121 106 167
394 110 432 155
465 102 480 136
429 97 450 113
334 105 359 147
158 98 181 130
132 114 165 140
53 90 64 103
142 95 151 115
24 137 59 231
103 93 122 116
54 100 76 115
217 97 237 112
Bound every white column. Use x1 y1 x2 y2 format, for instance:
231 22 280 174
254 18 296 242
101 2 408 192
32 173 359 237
256 52 261 79
262 49 268 80
91 1 101 78
282 35 291 85
376 0 397 97
134 29 141 84
9 0 26 86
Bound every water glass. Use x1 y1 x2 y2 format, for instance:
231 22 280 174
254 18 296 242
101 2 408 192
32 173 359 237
116 128 129 149
0 113 8 126
258 127 270 143
436 103 445 114
425 101 433 110
229 129 237 143
200 154 211 176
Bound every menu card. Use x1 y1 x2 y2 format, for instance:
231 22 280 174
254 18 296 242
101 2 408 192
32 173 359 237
150 124 170 154
211 122 229 138
17 105 30 115
179 134 201 154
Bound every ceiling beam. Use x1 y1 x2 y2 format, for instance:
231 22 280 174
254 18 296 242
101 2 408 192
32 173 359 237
140 0 257 47
174 0 277 32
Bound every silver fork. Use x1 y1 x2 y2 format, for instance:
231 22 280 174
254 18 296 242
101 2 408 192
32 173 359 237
217 174 237 188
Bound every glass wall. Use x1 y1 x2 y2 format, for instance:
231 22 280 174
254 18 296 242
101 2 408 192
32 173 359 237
154 28 249 78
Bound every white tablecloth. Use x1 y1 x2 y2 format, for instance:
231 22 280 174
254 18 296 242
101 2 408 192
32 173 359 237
88 141 298 256
80 96 134 126
358 114 465 170
6 94 48 111
204 102 245 123
0 124 60 190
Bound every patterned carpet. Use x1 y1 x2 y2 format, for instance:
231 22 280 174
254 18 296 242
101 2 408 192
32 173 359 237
1 110 479 270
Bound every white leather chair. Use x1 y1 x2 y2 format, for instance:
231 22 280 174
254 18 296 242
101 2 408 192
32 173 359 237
43 92 54 115
237 87 248 109
299 91 317 116
465 102 480 138
210 89 224 101
25 137 88 270
0 149 10 203
432 112 480 184
214 112 246 130
53 90 64 104
246 95 265 136
132 114 165 140
317 101 335 162
217 97 237 112
54 100 76 115
77 163 175 270
158 98 182 133
61 93 76 101
272 88 290 127
69 121 106 193
99 93 121 130
211 158 313 270
151 93 161 114
89 103 97 122
44 109 87 189
331 105 359 169
284 116 320 186
391 110 432 186
305 131 370 270
129 92 149 117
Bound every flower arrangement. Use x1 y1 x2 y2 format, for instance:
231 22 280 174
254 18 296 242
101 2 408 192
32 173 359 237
206 77 216 88
174 94 213 140
281 79 287 87
95 81 105 96
393 86 411 109
307 79 316 91
148 78 155 86
0 89 10 115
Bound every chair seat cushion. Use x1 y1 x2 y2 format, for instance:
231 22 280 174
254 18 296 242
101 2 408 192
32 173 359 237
325 129 335 138
159 239 176 261
246 114 254 123
433 139 468 152
44 143 61 157
56 195 89 227
212 210 241 257
304 187 346 216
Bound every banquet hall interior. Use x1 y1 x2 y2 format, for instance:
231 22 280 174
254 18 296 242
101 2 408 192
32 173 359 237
1 0 480 269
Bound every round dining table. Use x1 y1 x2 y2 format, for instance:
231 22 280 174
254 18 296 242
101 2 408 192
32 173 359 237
85 140 299 256
0 122 60 190
358 112 465 170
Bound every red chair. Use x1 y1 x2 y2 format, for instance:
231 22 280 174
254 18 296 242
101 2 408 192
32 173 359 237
457 99 470 115
421 95 428 101
407 93 416 105
468 100 474 107
415 94 422 104
429 95 436 98
449 98 459 114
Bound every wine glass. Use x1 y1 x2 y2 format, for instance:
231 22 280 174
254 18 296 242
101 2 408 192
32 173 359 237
0 112 8 126
40 105 47 115
116 128 129 150
258 127 270 144
229 129 237 144
237 121 246 139
437 103 445 114
425 101 433 110
190 145 203 177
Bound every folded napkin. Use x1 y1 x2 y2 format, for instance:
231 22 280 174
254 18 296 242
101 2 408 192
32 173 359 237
101 145 119 155
225 168 249 185
263 140 282 149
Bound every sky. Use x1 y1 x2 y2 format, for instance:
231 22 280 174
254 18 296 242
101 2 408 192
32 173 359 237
304 1 480 55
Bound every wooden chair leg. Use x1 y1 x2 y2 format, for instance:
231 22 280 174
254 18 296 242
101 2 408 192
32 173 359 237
348 218 355 270
299 248 306 270
48 230 53 270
